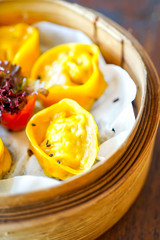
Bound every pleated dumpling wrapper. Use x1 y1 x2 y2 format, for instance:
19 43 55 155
30 43 107 110
0 138 12 178
26 99 99 180
0 23 40 76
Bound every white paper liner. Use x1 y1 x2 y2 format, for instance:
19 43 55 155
0 176 60 195
0 22 137 195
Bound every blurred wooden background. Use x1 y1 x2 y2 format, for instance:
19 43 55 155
68 1 160 239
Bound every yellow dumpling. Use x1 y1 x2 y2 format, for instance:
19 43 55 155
30 43 107 110
0 23 40 76
26 99 99 180
0 138 12 178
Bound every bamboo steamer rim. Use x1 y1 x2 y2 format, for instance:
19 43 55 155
0 0 159 216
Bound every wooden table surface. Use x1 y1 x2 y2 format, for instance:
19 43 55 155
68 1 160 239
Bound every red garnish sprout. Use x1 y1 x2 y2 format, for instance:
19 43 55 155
0 61 29 116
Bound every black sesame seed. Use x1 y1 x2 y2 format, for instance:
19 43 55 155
57 160 61 164
31 123 36 126
46 140 49 145
113 98 119 103
112 128 115 133
37 75 41 80
27 149 33 157
49 154 53 157
46 144 51 147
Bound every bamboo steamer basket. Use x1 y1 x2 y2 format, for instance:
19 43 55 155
0 0 159 239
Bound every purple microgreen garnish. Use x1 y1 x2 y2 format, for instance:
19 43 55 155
0 61 30 116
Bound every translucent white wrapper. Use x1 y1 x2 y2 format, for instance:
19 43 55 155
0 22 137 195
